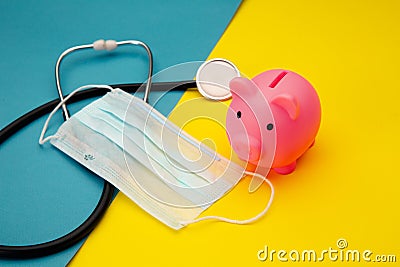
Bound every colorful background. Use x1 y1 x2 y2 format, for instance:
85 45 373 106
0 1 241 266
2 0 400 266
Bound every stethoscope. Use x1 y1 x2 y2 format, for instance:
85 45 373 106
0 39 239 259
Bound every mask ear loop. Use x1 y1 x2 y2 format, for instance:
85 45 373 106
180 171 274 226
39 84 115 144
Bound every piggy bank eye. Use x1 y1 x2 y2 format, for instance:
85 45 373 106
266 123 274 131
236 111 242 119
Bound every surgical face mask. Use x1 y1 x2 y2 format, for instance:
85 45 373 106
39 85 274 230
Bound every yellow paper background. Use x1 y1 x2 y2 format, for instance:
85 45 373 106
70 0 400 265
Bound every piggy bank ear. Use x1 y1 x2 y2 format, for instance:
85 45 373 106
229 77 260 98
271 94 300 120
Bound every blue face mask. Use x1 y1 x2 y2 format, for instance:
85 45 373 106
39 84 274 230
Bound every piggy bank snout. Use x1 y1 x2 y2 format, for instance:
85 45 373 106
230 134 261 163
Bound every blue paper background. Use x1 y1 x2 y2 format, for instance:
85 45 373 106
0 0 241 265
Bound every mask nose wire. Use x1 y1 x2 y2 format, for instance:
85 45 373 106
55 39 154 120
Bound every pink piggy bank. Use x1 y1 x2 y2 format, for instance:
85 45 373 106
226 70 321 175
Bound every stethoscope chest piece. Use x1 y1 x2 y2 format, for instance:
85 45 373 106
196 58 240 101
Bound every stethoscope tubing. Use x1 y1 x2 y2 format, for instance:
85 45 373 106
0 80 195 258
0 81 195 143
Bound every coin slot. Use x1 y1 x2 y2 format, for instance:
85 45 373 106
269 71 288 88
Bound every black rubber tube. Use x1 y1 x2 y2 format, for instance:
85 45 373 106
0 80 196 258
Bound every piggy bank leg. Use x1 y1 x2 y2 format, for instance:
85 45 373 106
309 139 315 149
273 161 297 175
